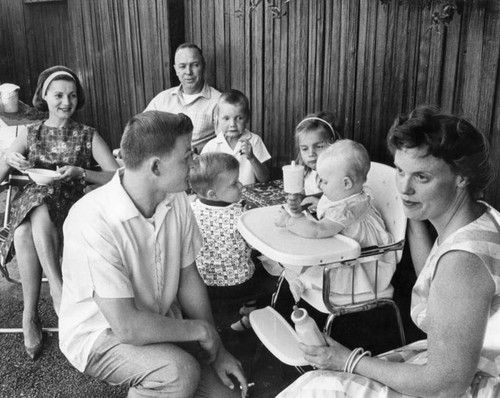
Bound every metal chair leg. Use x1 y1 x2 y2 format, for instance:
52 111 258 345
271 268 286 308
324 313 336 336
383 299 406 346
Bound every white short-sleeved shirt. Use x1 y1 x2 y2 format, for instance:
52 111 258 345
201 129 271 185
144 83 221 150
59 170 202 372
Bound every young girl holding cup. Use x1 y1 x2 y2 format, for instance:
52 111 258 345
288 112 341 214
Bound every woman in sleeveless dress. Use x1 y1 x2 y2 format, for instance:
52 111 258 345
0 66 118 359
277 106 500 397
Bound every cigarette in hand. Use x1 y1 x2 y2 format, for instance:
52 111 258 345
240 382 255 389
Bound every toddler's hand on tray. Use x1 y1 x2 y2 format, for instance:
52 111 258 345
274 206 291 227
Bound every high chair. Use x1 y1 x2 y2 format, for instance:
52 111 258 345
242 162 407 369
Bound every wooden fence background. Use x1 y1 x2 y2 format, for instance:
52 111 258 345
1 0 500 207
0 0 174 149
185 0 500 206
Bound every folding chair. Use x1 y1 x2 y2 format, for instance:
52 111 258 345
0 125 26 283
0 172 30 283
0 126 57 334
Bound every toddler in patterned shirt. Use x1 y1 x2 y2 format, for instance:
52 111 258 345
189 152 260 331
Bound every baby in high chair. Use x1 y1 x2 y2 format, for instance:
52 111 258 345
275 139 395 301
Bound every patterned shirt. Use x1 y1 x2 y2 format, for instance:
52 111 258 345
191 199 255 286
145 83 221 150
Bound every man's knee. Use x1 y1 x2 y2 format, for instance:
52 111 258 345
170 354 201 396
130 351 201 398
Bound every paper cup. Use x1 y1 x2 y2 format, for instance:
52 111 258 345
0 83 20 113
282 162 304 194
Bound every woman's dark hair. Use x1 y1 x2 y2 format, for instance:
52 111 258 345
32 65 85 111
120 111 193 170
387 105 494 199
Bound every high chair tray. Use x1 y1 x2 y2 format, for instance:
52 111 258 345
249 306 309 367
238 205 361 266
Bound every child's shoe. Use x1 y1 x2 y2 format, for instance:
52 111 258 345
231 315 252 332
238 301 257 317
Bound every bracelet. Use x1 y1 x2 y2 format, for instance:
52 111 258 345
343 347 363 373
81 168 87 179
348 350 371 373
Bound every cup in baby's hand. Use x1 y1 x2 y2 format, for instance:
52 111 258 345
282 161 304 194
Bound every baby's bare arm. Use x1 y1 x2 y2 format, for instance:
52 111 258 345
286 215 343 239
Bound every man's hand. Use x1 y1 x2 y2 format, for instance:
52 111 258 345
212 346 248 397
196 320 223 364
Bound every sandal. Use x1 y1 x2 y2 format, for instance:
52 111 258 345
238 301 257 317
231 316 252 332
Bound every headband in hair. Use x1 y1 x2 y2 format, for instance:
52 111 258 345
41 71 75 97
296 117 340 139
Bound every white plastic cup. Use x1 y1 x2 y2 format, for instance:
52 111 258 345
282 161 304 194
0 83 20 113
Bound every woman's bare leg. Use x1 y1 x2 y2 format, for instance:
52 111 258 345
14 220 43 348
29 205 62 314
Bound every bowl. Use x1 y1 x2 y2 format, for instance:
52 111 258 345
25 168 60 185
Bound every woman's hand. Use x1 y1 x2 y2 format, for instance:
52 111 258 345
5 152 31 171
56 165 85 181
196 320 223 365
300 335 351 371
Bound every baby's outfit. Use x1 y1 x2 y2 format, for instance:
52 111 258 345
191 199 255 286
285 191 395 302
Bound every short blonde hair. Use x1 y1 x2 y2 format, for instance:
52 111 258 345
319 139 371 184
214 89 251 120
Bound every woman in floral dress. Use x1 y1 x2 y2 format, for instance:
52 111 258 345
277 106 500 397
0 66 118 359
